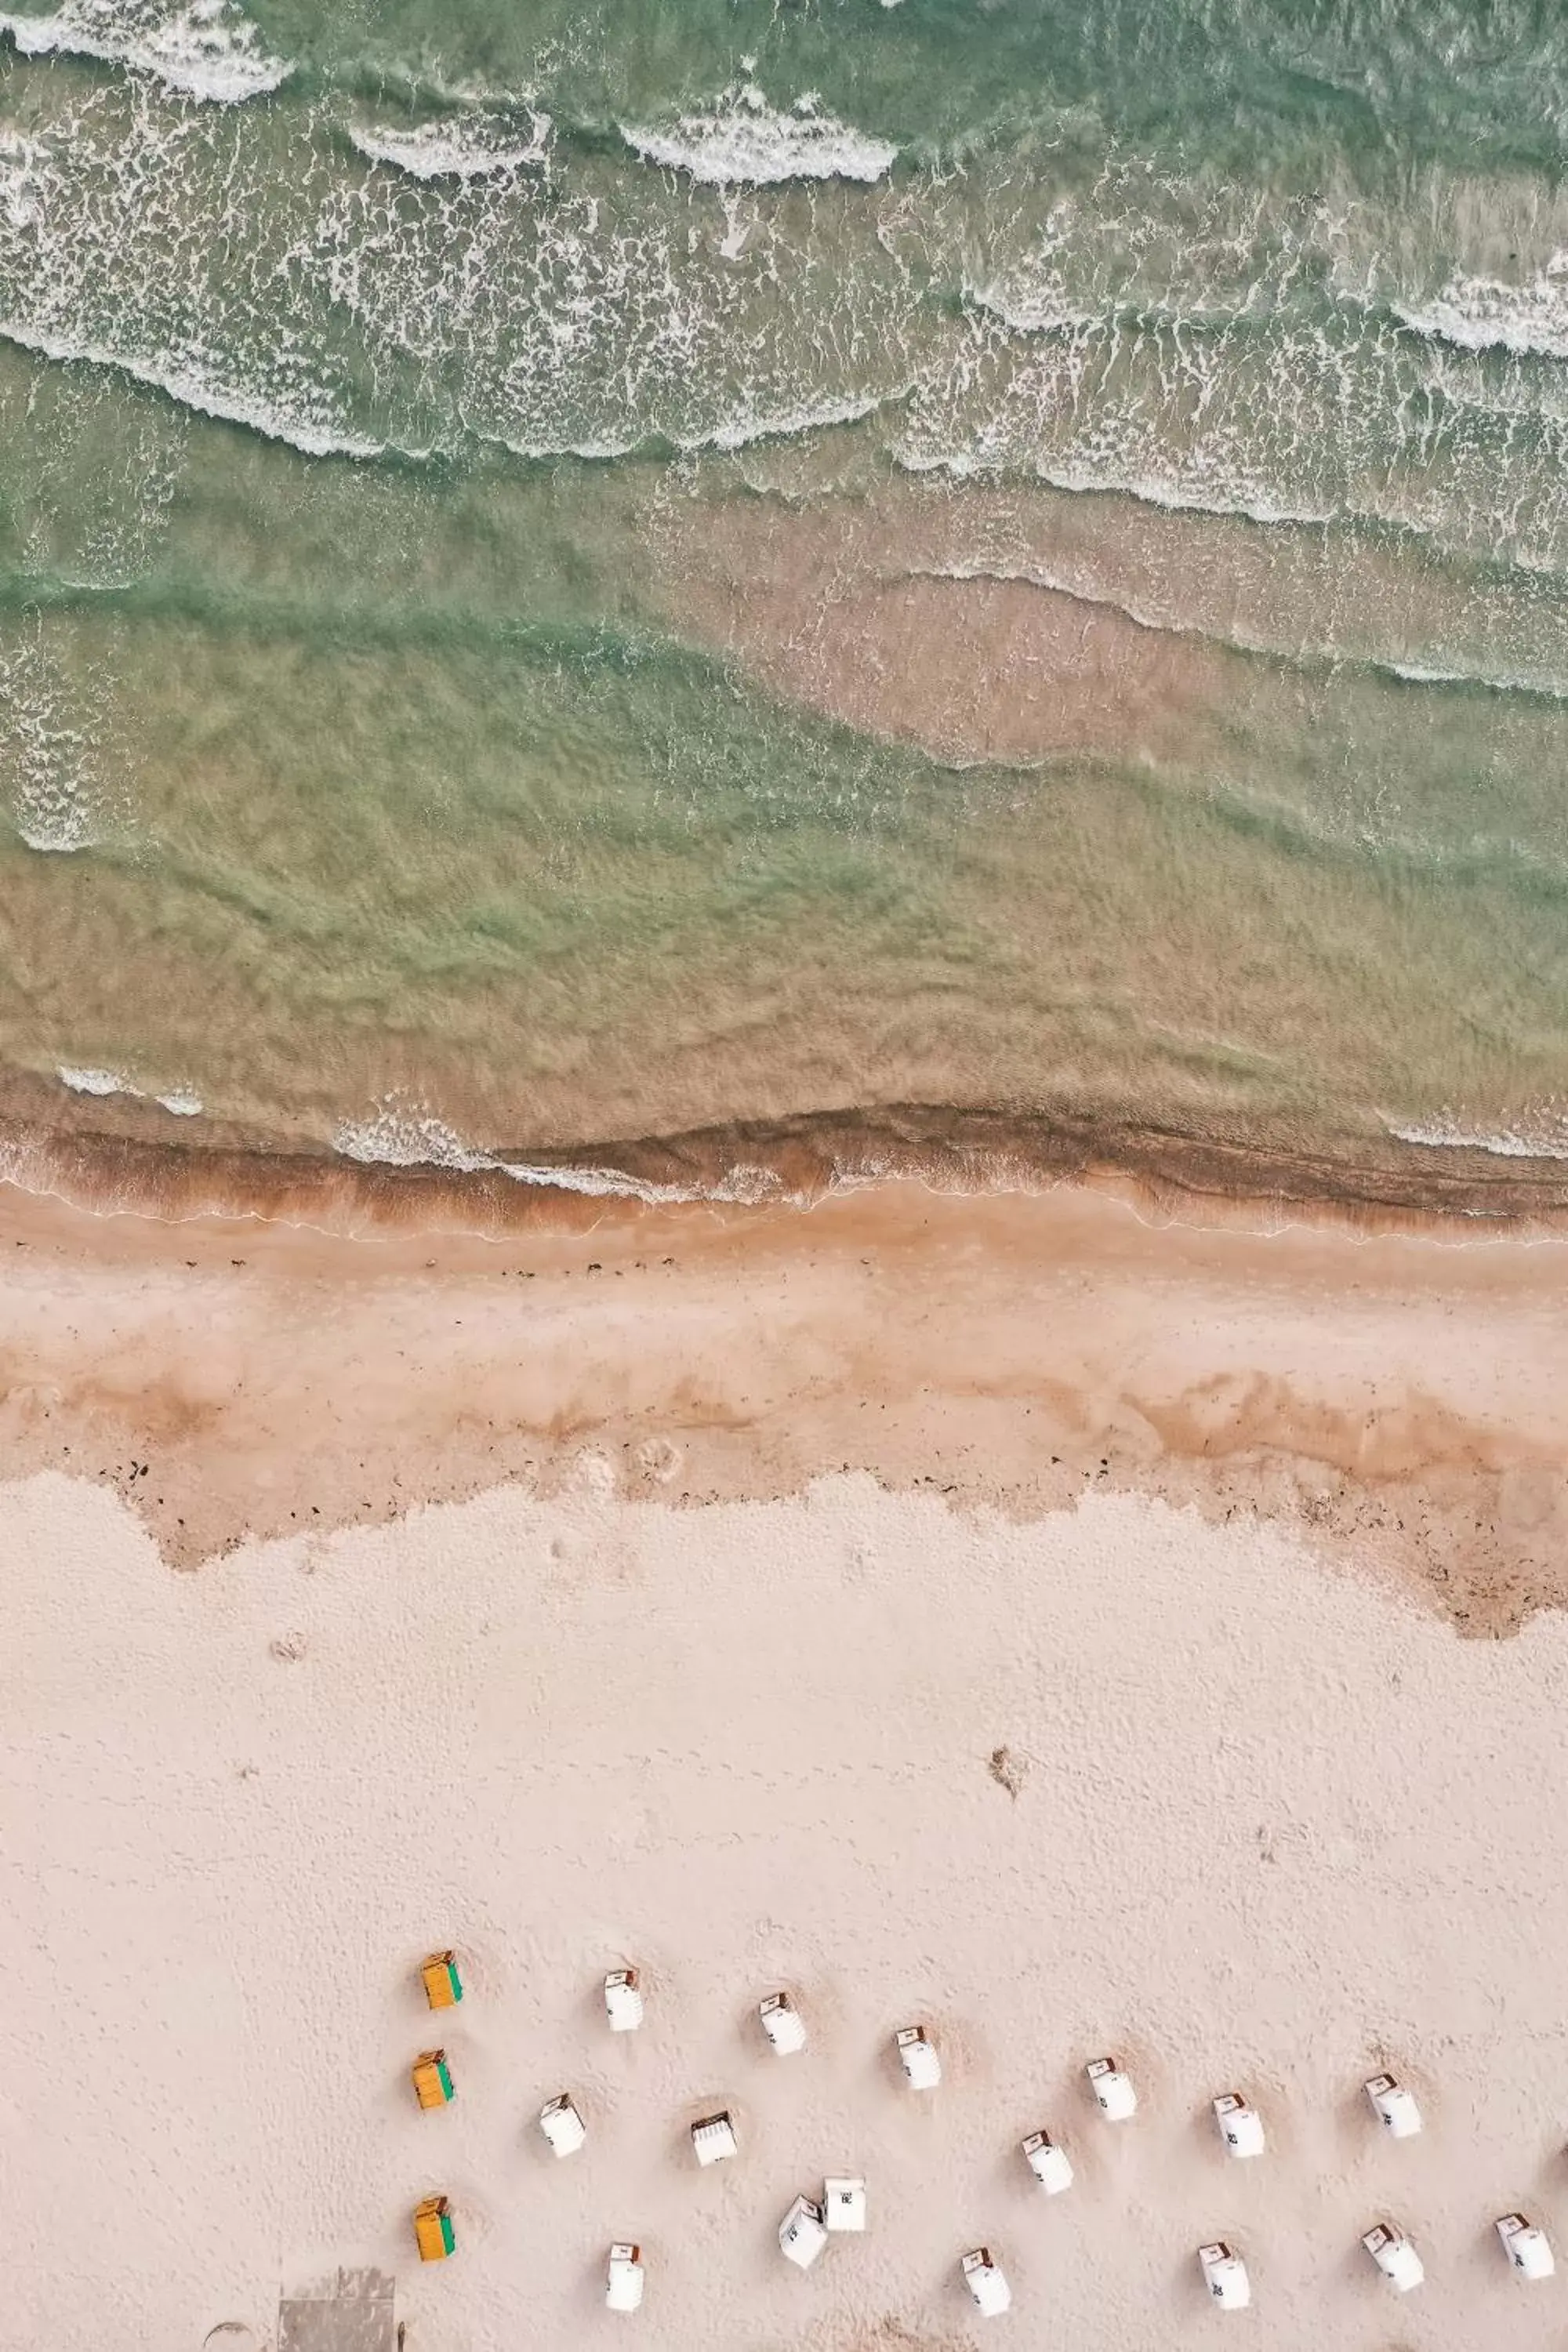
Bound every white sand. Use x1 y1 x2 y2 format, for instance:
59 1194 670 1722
7 1469 1568 2351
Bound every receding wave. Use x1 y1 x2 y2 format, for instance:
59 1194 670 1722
0 0 289 103
333 1099 789 1206
620 84 897 186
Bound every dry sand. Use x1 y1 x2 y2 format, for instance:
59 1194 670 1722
9 1468 1568 2352
7 1175 1568 2349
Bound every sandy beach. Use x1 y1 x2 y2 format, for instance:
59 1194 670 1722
11 1465 1568 2352
5 1174 1568 2348
11 4 1568 2343
2 1173 1568 1624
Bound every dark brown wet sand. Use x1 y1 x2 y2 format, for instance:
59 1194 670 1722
3 1075 1568 1235
3 1130 1568 1635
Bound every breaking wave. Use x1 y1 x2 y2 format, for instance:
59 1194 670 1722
1388 1112 1568 1162
1396 260 1568 363
620 83 896 186
347 104 553 182
333 1099 788 1205
59 1065 202 1113
0 319 387 461
0 0 288 104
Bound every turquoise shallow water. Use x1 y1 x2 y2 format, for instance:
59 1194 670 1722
2 0 1568 1196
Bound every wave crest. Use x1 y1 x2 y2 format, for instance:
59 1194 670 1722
1395 256 1568 363
1388 1109 1568 1162
620 83 895 187
334 1098 788 1205
0 0 289 103
59 1064 202 1113
348 103 552 183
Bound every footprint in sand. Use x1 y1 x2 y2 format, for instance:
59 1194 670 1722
571 1447 618 1497
634 1435 684 1483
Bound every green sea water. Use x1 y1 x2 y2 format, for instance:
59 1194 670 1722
2 0 1568 1192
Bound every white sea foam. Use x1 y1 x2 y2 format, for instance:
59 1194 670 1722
349 105 552 183
57 1064 203 1113
0 319 387 461
621 83 895 187
486 389 897 466
0 0 288 103
964 227 1102 338
891 440 1338 534
0 129 45 230
1396 256 1568 362
333 1098 787 1205
11 41 1568 581
1387 1111 1568 1162
0 85 893 472
332 1105 493 1175
682 388 894 455
1381 657 1568 701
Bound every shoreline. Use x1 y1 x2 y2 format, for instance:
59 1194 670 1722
5 1088 1568 1244
4 1160 1568 1631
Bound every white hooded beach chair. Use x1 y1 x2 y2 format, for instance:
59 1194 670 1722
1363 2072 1421 2138
539 2092 586 2157
823 2176 866 2232
1212 2092 1265 2158
1497 2213 1555 2280
606 2243 644 2312
779 2194 828 2270
604 1968 644 2032
1198 2241 1250 2310
1021 2130 1073 2193
691 2110 739 2166
895 2025 941 2089
760 1991 808 2055
960 2247 1011 2317
1362 2222 1424 2292
1086 2056 1137 2120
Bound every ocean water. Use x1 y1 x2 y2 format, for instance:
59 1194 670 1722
2 0 1568 1205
